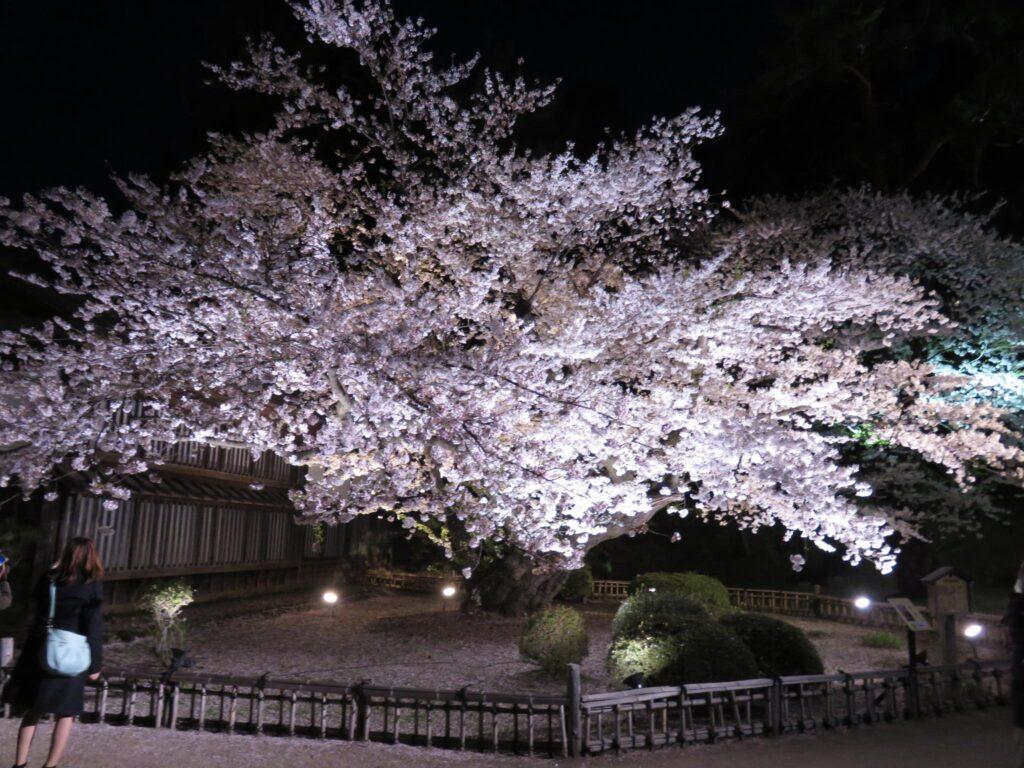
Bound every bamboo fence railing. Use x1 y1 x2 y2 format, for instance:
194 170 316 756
0 571 1001 758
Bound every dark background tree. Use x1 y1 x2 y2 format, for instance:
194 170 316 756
719 0 1024 227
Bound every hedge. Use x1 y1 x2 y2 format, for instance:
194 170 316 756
608 617 759 685
720 612 824 676
559 566 594 604
630 572 732 616
611 591 710 640
519 606 589 675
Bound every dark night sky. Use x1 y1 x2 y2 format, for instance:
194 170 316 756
3 0 1023 325
0 1 769 199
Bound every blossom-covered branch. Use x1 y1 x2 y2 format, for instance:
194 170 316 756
1 1 1021 577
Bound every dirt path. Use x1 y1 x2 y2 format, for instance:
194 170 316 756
0 710 1013 768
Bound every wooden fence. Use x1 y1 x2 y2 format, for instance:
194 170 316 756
367 569 460 595
0 658 1006 758
6 570 984 758
366 571 999 634
579 659 1009 755
590 579 913 627
0 666 570 758
586 580 1004 637
726 586 910 628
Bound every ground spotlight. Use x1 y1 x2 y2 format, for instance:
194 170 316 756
963 623 983 640
442 585 457 598
853 595 871 610
323 589 339 605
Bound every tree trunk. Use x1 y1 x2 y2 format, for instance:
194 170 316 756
466 548 570 616
896 538 931 600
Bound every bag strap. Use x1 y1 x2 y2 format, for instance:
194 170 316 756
46 579 56 630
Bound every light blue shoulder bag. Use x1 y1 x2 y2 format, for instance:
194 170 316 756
41 580 91 677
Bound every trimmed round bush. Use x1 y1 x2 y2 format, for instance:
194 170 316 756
630 572 731 617
720 613 824 676
611 592 710 640
559 566 594 604
519 606 589 675
607 618 758 685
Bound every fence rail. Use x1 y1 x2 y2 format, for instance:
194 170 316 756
585 580 1003 638
726 586 907 628
587 579 907 626
82 569 989 757
367 569 458 594
580 659 1008 755
366 571 1002 637
0 659 1006 758
0 666 569 758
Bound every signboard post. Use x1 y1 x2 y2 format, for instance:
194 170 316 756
921 567 973 667
885 596 932 719
886 597 931 632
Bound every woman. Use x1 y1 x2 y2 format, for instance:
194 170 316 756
3 538 104 768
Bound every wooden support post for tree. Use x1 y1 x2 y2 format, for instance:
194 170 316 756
566 663 582 757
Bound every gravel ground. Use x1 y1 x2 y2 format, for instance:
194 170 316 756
104 593 1005 695
0 710 1013 768
107 592 616 694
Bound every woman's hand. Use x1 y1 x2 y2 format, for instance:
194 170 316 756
88 671 101 681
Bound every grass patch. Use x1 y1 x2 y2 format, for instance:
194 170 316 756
862 630 902 649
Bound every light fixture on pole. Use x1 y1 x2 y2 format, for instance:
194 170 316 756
963 622 983 659
441 584 457 611
323 589 339 614
853 595 871 610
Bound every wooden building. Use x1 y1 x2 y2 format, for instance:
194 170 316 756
30 441 393 605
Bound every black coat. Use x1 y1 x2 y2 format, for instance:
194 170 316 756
2 577 104 717
1004 593 1024 728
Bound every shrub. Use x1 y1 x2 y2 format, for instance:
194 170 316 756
139 579 195 665
862 630 903 650
607 617 758 685
611 592 710 640
630 572 731 616
559 566 594 604
720 613 824 676
519 606 589 675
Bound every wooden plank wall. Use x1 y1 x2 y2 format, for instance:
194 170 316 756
59 495 296 576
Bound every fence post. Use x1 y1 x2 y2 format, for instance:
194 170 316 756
906 630 920 719
566 663 582 757
355 680 370 740
770 678 783 736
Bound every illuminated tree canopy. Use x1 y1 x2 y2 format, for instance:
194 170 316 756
1 0 1021 578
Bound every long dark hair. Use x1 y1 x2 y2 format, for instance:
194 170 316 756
50 537 104 585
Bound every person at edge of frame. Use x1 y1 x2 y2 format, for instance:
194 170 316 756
2 537 104 768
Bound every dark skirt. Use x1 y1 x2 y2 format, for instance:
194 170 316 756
2 632 88 717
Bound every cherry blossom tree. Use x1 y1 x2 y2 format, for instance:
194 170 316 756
1 0 1021 613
